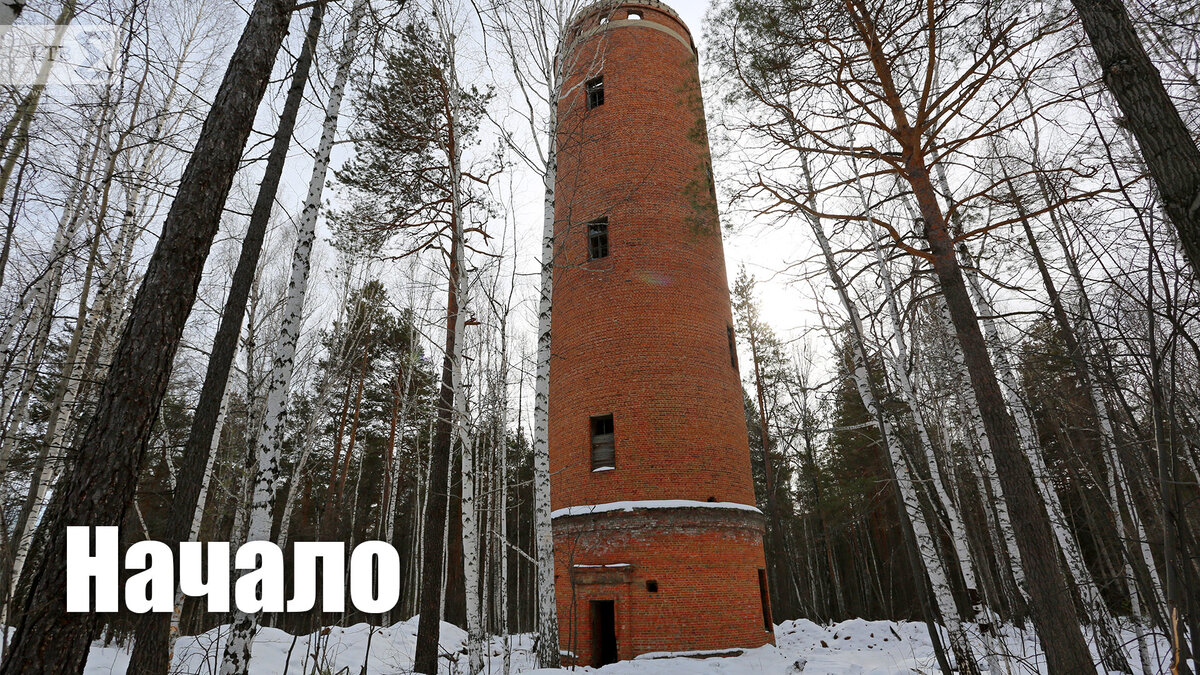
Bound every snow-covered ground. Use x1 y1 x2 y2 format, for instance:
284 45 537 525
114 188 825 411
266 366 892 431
78 616 1182 674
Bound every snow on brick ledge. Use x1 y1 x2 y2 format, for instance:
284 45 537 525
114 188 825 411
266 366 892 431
550 499 763 519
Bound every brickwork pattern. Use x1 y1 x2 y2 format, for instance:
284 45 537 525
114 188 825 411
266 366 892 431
550 1 753 509
548 0 776 663
553 509 774 666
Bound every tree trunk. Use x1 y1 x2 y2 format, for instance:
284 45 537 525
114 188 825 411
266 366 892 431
414 40 470 668
910 167 1095 672
1070 0 1200 273
802 157 975 674
413 225 465 675
0 0 292 670
130 6 324 671
531 82 563 672
0 1 77 202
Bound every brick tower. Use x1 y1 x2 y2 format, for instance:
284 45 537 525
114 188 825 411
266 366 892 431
548 0 776 666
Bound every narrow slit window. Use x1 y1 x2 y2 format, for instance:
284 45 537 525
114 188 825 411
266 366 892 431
591 414 615 470
588 218 609 260
758 569 773 632
586 76 605 109
727 325 738 369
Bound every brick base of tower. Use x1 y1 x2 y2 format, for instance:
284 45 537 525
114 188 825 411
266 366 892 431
552 506 775 666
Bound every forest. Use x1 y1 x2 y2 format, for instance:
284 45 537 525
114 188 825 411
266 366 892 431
0 0 1196 672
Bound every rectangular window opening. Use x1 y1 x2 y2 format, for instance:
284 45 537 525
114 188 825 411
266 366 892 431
586 75 605 109
588 218 609 260
758 568 773 632
727 325 739 369
591 414 615 470
646 580 658 593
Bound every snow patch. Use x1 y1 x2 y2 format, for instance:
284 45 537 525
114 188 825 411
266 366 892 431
635 647 744 659
75 616 1179 674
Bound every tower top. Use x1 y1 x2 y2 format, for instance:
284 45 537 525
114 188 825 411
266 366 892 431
564 0 696 55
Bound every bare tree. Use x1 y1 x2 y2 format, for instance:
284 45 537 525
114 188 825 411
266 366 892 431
0 0 295 670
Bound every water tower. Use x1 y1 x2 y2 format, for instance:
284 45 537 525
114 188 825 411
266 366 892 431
548 0 776 665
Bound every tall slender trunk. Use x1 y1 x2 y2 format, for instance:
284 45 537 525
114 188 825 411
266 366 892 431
531 79 562 673
0 1 77 203
1035 161 1169 621
859 25 1094 655
1070 0 1200 273
801 157 977 674
414 38 470 670
959 238 1131 672
913 173 1093 671
1148 228 1193 675
414 232 464 674
1013 174 1158 670
128 6 325 670
847 158 980 621
461 419 484 674
0 0 293 669
217 3 365 671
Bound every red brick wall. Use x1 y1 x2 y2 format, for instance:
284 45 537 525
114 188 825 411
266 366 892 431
554 509 775 666
548 0 775 661
549 0 756 510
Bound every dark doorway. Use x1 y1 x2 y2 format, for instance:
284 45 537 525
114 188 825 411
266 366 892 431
590 600 618 666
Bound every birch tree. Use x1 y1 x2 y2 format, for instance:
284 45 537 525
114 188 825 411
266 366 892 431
217 3 368 672
130 3 327 671
480 0 590 661
333 5 492 669
0 0 294 670
708 1 1098 668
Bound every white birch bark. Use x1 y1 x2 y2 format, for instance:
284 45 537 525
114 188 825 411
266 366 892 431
218 2 365 672
961 254 1130 670
904 188 1029 604
484 0 580 661
530 125 561 668
276 378 337 550
1047 208 1167 616
3 59 148 595
0 22 134 453
0 132 125 607
499 387 511 675
0 172 89 431
848 163 981 609
801 158 977 672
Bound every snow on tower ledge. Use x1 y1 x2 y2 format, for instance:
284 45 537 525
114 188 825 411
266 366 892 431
551 500 764 520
